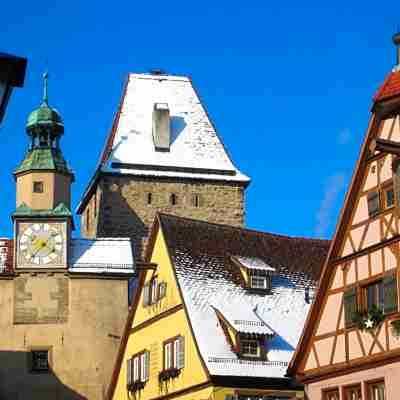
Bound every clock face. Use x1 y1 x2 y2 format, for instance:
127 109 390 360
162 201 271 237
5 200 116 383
18 223 64 266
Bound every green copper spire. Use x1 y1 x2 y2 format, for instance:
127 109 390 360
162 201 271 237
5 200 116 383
15 72 74 178
42 71 49 105
26 71 64 139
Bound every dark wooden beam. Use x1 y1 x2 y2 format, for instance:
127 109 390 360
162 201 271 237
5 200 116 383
369 138 400 156
135 262 158 271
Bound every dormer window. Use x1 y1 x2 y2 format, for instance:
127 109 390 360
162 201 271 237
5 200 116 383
250 272 271 290
240 338 260 358
231 256 275 293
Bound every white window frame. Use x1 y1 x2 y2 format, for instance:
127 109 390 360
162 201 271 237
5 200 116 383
240 339 260 357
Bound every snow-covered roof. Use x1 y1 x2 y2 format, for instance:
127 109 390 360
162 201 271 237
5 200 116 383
99 73 249 183
69 238 135 274
213 302 274 336
158 214 329 379
233 256 276 272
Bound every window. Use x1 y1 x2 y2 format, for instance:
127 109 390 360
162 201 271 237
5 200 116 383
383 185 394 209
323 388 339 400
143 277 167 306
127 351 150 390
240 339 260 357
192 194 202 208
363 274 398 315
30 350 49 373
33 181 44 193
366 280 385 311
249 270 271 291
147 193 152 205
86 208 90 232
93 192 97 218
344 384 362 400
163 336 185 371
368 191 380 217
170 193 177 206
368 381 385 400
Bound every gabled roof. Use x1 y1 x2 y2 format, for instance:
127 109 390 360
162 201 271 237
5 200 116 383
77 73 249 213
69 238 135 274
106 214 329 397
374 70 400 102
289 76 400 376
158 214 329 379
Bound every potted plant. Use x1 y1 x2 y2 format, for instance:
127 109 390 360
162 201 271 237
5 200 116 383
353 305 385 333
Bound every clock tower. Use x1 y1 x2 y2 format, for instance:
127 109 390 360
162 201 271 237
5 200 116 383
13 73 74 269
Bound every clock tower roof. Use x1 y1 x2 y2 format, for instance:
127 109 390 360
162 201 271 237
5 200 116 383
26 72 64 137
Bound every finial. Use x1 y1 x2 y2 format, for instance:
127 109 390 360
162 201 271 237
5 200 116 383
42 71 49 105
393 29 400 71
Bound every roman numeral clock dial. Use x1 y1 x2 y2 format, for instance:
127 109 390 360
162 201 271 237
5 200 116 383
18 223 65 267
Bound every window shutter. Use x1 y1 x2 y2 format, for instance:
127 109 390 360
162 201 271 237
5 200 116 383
151 277 158 304
127 358 132 385
176 336 185 369
133 356 139 382
158 282 167 300
384 274 398 314
140 351 150 382
143 283 150 307
344 287 357 327
367 191 380 217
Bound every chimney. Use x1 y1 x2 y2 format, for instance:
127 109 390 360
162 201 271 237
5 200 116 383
393 31 400 71
152 103 171 151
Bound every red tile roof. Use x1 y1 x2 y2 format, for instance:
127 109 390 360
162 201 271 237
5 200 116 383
0 238 13 273
374 70 400 102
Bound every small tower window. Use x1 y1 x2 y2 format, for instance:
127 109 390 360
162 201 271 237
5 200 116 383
192 194 202 208
170 194 177 206
30 350 50 373
147 193 152 205
33 181 44 193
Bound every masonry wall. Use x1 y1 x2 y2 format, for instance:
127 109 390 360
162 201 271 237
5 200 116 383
81 175 246 258
0 272 129 399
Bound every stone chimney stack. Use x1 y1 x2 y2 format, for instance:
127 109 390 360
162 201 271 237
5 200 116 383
152 102 170 151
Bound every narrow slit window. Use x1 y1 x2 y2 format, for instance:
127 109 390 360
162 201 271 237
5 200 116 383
193 194 201 208
147 193 152 205
170 194 177 206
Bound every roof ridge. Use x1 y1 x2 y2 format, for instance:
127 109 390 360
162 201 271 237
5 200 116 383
157 213 329 243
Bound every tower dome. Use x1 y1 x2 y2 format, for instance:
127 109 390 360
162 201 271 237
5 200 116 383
26 72 64 139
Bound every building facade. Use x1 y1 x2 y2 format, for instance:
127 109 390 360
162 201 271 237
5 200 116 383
289 35 400 400
76 72 250 258
0 74 135 399
107 213 329 400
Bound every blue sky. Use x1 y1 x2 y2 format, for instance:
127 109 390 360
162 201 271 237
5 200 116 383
1 1 400 239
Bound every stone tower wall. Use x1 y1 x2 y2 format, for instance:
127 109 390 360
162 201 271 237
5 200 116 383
81 175 245 258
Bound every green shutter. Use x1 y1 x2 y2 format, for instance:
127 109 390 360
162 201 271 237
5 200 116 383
344 287 357 327
384 274 398 314
143 283 150 307
367 191 380 217
176 336 185 369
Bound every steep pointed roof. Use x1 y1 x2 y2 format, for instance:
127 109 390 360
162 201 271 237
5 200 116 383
78 73 249 213
374 71 400 102
98 73 249 182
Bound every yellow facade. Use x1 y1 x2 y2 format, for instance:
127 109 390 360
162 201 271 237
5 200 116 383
110 226 304 400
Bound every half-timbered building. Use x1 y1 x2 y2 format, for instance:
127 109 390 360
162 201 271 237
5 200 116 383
288 33 400 400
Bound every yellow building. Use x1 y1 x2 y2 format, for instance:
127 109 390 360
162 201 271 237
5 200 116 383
107 214 329 400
